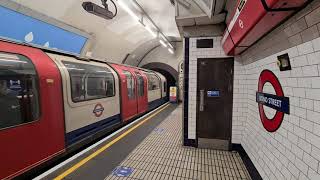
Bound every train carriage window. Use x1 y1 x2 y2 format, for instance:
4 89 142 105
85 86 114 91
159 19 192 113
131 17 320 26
62 61 115 102
0 53 40 130
147 73 160 90
123 71 135 99
136 73 144 97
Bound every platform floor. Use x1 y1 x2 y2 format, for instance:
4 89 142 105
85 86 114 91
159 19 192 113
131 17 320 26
105 105 251 180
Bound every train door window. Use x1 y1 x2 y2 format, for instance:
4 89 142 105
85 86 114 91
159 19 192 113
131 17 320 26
147 73 160 90
62 61 115 102
0 53 40 130
163 81 167 93
136 73 144 97
123 70 135 99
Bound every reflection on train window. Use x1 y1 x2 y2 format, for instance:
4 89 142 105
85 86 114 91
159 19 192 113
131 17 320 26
62 61 115 102
136 73 144 97
123 70 135 99
147 73 160 90
0 53 40 130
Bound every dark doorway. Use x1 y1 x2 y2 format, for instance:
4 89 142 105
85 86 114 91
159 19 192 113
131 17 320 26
196 58 234 150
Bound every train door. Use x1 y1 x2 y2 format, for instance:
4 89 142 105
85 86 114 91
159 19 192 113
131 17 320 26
135 71 148 114
196 58 233 150
0 42 65 179
122 70 138 121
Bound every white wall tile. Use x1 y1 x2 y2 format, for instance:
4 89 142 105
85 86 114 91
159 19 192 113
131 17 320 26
298 41 314 55
307 51 320 65
312 37 320 52
302 65 319 77
303 152 318 171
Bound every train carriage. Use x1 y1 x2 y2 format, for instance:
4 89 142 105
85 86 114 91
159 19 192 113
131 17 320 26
0 41 65 179
47 53 121 145
109 63 148 121
0 40 167 179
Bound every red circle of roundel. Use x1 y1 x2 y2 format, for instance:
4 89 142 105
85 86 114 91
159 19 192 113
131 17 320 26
93 103 104 117
258 70 284 132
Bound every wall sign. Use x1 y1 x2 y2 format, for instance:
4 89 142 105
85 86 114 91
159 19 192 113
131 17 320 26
196 39 213 48
0 6 87 54
170 86 177 103
256 70 289 132
93 103 104 117
207 90 220 97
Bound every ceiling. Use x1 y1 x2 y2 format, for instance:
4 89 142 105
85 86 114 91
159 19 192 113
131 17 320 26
10 0 180 62
8 0 236 64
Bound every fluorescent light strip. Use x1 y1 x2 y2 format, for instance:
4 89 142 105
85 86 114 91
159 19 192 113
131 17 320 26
118 0 171 47
160 34 172 48
118 0 140 22
168 48 174 54
145 26 157 38
159 40 167 47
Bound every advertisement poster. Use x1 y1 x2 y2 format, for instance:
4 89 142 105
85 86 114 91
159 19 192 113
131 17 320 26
170 86 177 103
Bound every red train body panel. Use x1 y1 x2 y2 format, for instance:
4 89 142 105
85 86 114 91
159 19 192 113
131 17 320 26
110 64 148 121
135 70 148 115
222 0 308 55
0 41 65 179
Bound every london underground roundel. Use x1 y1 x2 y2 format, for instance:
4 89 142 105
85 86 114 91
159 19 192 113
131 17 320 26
256 70 290 132
93 103 104 117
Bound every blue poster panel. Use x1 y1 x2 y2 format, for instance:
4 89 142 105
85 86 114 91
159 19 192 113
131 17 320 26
0 6 87 54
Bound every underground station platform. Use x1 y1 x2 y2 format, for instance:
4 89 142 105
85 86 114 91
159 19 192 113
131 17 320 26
2 0 320 180
32 104 251 180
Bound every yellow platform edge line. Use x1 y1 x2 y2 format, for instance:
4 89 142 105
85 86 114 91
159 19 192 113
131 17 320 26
54 103 171 180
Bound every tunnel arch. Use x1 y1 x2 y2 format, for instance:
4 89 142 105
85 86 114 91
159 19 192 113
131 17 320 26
142 62 178 98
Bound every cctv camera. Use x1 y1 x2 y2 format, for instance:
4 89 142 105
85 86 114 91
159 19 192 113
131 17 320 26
82 2 114 20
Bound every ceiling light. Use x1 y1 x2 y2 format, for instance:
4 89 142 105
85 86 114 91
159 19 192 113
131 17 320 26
168 48 174 54
145 26 157 38
168 43 173 49
118 0 140 22
159 40 167 47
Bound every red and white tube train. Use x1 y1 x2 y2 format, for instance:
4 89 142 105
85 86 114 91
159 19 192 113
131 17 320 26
0 40 167 179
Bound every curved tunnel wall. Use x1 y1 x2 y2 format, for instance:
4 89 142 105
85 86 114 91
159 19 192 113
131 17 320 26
142 62 178 98
129 40 183 99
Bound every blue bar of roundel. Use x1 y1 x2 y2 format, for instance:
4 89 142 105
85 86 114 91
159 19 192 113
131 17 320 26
0 6 87 54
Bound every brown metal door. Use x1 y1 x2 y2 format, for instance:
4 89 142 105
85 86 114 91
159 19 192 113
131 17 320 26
197 58 233 150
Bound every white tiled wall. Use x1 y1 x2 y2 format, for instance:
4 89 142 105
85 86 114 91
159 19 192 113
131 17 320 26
187 37 320 178
236 37 320 180
188 37 245 142
185 1 320 179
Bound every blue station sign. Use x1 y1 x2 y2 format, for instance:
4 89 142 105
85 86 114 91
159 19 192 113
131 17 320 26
256 92 289 114
0 6 87 54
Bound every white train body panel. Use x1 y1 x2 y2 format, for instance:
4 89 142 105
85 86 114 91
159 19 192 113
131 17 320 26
148 89 161 102
146 71 162 103
155 72 167 98
47 53 120 133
